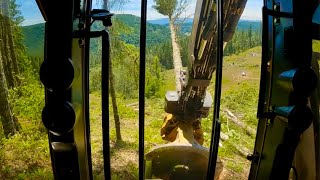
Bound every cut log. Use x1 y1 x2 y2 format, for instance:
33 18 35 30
220 132 229 141
234 145 250 158
223 108 256 137
126 102 139 107
219 142 223 147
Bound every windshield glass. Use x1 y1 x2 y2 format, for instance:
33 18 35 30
6 1 320 180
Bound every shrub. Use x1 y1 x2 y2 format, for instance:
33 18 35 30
0 120 52 180
89 66 102 93
8 82 45 122
145 56 165 98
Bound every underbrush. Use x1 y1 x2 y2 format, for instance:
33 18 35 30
9 82 45 123
0 119 52 180
0 82 51 179
221 81 259 127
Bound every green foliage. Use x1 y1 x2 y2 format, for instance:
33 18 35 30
89 66 102 93
13 3 265 177
116 99 138 118
90 42 139 98
178 35 189 66
89 21 140 98
25 56 43 80
9 0 24 25
313 40 320 53
224 24 262 55
153 0 177 18
22 14 172 58
0 119 51 180
221 81 259 126
114 14 171 47
112 43 139 98
147 34 189 70
148 39 174 69
222 82 259 111
10 0 28 72
146 56 165 98
8 82 45 122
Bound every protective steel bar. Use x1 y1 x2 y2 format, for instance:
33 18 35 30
139 0 147 179
257 6 270 118
207 0 223 179
84 0 94 178
101 30 111 180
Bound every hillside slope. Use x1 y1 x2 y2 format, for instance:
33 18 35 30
21 14 262 57
22 23 45 57
21 14 171 57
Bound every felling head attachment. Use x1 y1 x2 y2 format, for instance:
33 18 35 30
164 90 212 120
145 115 223 180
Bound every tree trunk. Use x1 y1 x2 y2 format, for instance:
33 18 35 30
3 0 20 84
0 1 15 88
169 20 183 92
109 56 122 141
0 19 14 88
0 48 17 137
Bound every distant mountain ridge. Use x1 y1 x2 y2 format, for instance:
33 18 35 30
22 14 171 57
22 14 261 57
148 18 261 34
22 23 45 57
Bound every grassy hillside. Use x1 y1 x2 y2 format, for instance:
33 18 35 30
92 46 262 179
83 47 263 179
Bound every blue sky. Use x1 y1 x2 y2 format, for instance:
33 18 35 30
16 0 263 26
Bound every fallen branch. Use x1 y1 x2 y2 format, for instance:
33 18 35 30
219 132 250 158
223 108 256 137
